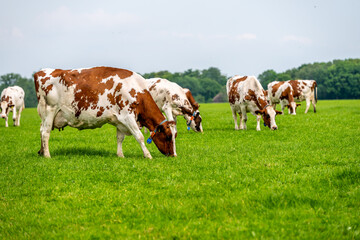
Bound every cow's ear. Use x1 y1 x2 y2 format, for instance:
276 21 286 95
276 110 283 115
297 103 301 107
255 110 263 115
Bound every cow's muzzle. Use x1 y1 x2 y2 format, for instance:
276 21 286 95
271 126 278 130
1 114 6 119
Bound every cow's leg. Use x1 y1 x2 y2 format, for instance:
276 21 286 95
4 115 8 128
38 105 57 158
126 119 152 159
241 111 247 130
256 114 261 131
15 107 22 126
231 108 239 130
280 102 287 114
12 108 17 126
238 111 243 130
312 98 317 113
305 98 311 114
116 129 125 157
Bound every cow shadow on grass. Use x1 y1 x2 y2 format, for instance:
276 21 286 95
51 147 114 158
50 147 146 159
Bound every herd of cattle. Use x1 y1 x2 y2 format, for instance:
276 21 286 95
0 67 317 158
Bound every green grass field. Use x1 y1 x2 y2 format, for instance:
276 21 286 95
0 100 359 239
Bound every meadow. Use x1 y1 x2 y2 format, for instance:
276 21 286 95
0 100 359 239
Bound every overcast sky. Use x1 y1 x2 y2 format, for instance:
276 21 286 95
1 0 359 78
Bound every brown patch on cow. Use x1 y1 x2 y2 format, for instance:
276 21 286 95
107 82 123 105
228 76 247 104
129 88 136 98
246 89 267 109
185 89 199 111
271 82 284 97
1 95 10 102
149 84 156 91
149 79 160 92
311 81 317 90
44 84 53 95
172 94 180 101
280 86 290 101
96 106 105 117
288 80 301 98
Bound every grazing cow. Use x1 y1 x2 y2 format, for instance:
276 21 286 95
34 67 177 158
267 81 300 115
226 75 282 131
1 86 25 127
146 78 203 132
287 80 317 113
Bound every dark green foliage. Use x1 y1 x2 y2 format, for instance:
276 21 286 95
258 58 360 99
143 67 227 103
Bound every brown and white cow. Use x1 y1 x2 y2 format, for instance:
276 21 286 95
287 80 317 113
267 81 300 115
1 86 25 127
146 78 203 132
227 75 282 131
34 67 177 158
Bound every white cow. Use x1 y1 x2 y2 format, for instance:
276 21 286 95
1 86 25 127
34 67 177 158
146 78 203 132
267 81 300 115
227 75 282 131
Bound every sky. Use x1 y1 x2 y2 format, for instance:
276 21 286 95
1 0 359 78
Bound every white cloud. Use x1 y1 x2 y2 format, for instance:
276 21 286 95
282 35 312 45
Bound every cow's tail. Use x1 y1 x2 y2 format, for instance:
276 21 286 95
314 81 318 103
226 77 232 95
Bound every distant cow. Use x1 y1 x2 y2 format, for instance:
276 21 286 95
1 86 25 127
34 67 177 158
267 81 300 115
146 78 203 132
287 80 317 113
227 75 282 131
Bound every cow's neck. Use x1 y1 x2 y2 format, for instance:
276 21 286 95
256 96 268 110
137 91 166 132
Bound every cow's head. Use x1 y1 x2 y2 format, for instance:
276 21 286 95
151 120 177 157
287 103 301 115
0 100 13 119
180 107 203 132
187 110 203 132
255 106 282 130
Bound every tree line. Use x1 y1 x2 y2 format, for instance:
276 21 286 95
0 59 359 108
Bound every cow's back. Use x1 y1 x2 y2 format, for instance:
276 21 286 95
1 86 25 108
34 67 147 129
227 76 264 105
287 80 316 100
147 78 192 110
